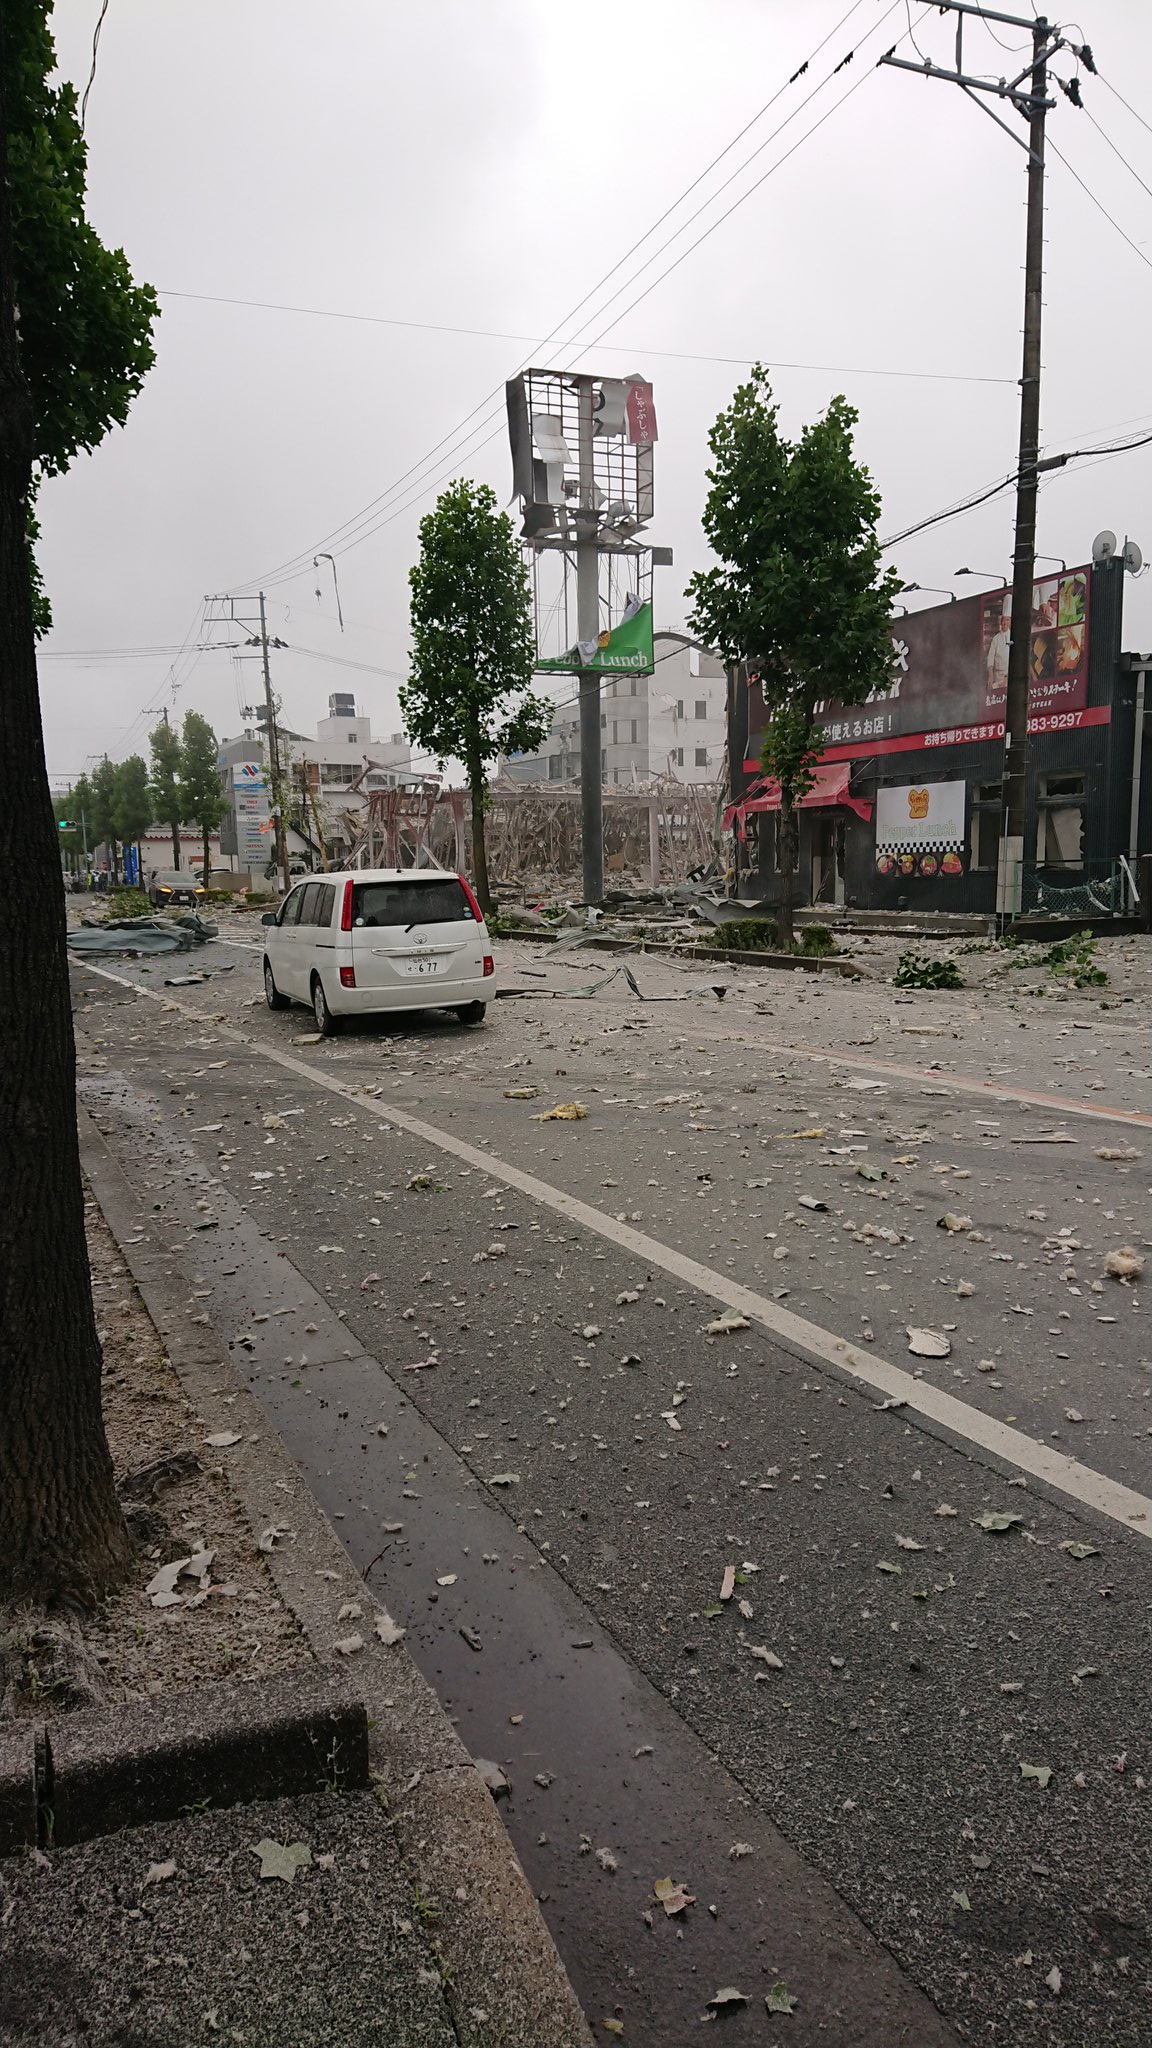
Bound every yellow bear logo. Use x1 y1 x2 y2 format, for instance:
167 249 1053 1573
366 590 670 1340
908 788 930 820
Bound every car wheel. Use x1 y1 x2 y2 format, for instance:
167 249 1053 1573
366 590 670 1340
264 959 289 1010
456 1001 487 1027
312 974 340 1035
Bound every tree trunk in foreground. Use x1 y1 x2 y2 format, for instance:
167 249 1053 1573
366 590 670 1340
170 819 181 867
0 77 130 1609
468 756 492 913
202 823 211 890
776 792 798 952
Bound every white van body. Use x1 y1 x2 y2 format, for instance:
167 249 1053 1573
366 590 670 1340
262 869 493 1034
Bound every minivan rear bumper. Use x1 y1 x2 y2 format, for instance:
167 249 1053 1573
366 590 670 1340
326 972 493 1016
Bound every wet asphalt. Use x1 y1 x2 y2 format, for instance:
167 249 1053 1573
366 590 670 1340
70 930 1152 2046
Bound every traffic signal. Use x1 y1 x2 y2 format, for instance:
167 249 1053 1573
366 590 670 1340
57 818 74 831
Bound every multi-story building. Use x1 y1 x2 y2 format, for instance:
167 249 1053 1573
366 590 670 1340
218 695 412 869
504 631 726 787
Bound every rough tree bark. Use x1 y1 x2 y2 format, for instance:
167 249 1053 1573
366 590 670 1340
467 741 492 913
0 65 130 1608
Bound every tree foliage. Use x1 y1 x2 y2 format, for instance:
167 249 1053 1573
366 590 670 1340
401 479 548 909
112 754 151 852
687 368 901 944
148 719 184 867
180 710 225 883
89 755 120 872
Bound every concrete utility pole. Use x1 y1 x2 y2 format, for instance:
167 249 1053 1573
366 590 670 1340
257 590 290 893
575 378 603 904
880 6 1092 919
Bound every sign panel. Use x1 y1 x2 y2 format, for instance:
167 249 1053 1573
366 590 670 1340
232 762 273 869
791 566 1092 748
875 779 966 879
536 600 655 675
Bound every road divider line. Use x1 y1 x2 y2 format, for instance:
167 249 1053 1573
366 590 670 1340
78 963 1152 1545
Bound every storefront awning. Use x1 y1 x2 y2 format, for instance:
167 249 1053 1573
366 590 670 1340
723 762 873 835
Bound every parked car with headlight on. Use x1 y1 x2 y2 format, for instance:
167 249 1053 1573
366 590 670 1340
147 869 206 908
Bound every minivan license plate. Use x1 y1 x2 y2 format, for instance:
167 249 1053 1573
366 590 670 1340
400 957 441 976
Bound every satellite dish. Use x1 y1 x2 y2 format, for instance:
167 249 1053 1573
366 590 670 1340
1092 529 1117 563
1124 538 1143 574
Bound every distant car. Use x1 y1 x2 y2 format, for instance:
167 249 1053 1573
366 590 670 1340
147 870 206 908
261 868 494 1034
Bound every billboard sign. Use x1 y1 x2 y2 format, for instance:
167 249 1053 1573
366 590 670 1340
809 566 1091 746
875 779 966 878
232 761 273 869
536 599 654 675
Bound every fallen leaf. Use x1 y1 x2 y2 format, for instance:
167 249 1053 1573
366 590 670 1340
876 1560 902 1575
252 1839 312 1883
601 2023 625 2038
653 1876 695 1916
935 1503 958 1518
782 1127 824 1140
1059 1541 1100 1561
951 1890 971 1912
1020 1763 1053 1788
765 1981 797 2014
706 1987 748 2012
144 1859 176 1885
907 1327 951 1358
530 1102 588 1122
977 1511 1024 1534
895 1535 925 1551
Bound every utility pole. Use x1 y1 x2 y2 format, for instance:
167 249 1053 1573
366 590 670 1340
257 591 290 892
879 6 1092 920
575 378 603 904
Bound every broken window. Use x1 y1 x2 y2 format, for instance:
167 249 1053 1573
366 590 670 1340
1038 772 1085 867
971 781 1001 871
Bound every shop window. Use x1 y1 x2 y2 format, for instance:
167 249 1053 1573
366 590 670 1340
1038 772 1085 867
971 782 1001 871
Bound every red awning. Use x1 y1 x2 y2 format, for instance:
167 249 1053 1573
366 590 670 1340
723 762 873 835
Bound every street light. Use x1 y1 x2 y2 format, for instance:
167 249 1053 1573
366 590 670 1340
901 582 957 602
954 567 1006 583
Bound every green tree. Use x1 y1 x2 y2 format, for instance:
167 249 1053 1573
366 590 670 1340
148 718 185 869
401 479 547 911
179 710 225 887
687 369 901 949
52 791 80 872
89 755 121 881
0 3 156 1606
112 754 152 880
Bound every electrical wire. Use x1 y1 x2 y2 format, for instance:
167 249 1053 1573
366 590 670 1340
231 0 920 595
1080 106 1152 205
1097 71 1152 146
153 289 1011 386
880 423 1152 550
80 0 111 131
1047 135 1152 274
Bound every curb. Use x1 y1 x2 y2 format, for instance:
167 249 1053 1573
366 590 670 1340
78 1106 592 2048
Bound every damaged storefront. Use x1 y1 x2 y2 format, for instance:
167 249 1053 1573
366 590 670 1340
727 552 1146 914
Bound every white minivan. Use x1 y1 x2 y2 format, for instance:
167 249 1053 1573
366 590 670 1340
261 869 494 1035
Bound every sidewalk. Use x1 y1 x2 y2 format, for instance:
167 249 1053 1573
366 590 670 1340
0 1115 590 2048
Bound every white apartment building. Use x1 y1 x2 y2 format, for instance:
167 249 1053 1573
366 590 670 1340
219 695 412 867
504 632 727 787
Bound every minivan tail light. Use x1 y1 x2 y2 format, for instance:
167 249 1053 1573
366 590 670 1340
340 878 354 930
339 966 356 988
458 873 484 922
482 955 494 977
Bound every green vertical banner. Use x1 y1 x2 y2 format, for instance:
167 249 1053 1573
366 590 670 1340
537 600 654 674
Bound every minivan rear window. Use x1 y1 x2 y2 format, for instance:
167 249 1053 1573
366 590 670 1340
352 878 473 928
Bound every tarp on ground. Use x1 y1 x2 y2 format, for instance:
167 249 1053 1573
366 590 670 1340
67 914 219 957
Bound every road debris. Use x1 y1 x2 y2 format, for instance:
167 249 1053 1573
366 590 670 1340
530 1101 589 1121
652 1876 695 1916
907 1328 951 1358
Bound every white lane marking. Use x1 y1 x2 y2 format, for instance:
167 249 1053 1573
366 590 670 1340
79 963 1152 1544
533 1001 1152 1130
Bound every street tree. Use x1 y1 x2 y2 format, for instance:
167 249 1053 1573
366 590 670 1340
149 718 185 869
180 710 226 887
89 755 121 881
401 479 547 912
687 368 900 949
113 754 153 880
52 791 81 873
0 1 156 1608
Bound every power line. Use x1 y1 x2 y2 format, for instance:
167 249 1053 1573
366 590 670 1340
254 3 924 590
1080 106 1152 206
153 288 1011 386
231 0 919 595
1047 135 1152 273
80 0 111 131
1097 71 1152 146
880 423 1152 550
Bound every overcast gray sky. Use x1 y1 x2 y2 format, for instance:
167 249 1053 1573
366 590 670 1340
38 0 1152 785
